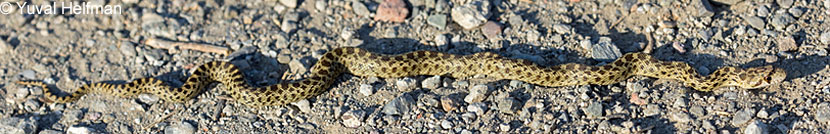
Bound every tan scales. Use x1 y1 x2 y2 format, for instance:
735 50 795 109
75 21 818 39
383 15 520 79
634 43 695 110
16 47 787 106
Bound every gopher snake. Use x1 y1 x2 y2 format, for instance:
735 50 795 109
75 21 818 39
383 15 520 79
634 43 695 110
17 47 786 106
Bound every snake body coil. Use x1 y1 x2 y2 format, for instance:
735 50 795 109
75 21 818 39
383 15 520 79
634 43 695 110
17 47 786 106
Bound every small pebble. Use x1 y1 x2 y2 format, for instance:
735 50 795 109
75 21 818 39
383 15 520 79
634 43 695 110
744 16 766 30
67 126 94 134
777 0 793 8
0 40 11 53
440 120 452 129
359 84 374 96
770 12 794 30
584 101 603 118
289 59 309 73
23 99 41 112
496 94 518 114
21 70 36 79
499 123 511 132
0 117 37 134
39 129 62 134
315 0 327 11
164 121 195 134
440 96 457 112
702 120 716 130
820 32 830 45
291 99 312 113
526 30 540 42
776 35 798 52
670 112 692 123
341 109 365 128
427 14 447 29
467 102 488 115
672 42 686 53
591 37 622 62
451 0 491 29
757 6 770 17
481 21 502 39
732 108 756 126
277 55 291 64
340 27 355 40
138 94 160 104
692 0 714 17
579 39 592 50
673 98 687 108
280 0 297 8
757 109 769 119
374 0 409 22
788 7 804 17
13 87 30 99
434 34 449 46
690 106 705 117
460 129 472 134
382 93 414 116
396 77 418 90
816 102 830 123
744 120 768 134
644 104 661 116
553 24 572 34
421 75 442 89
352 1 371 17
464 85 488 103
434 0 448 12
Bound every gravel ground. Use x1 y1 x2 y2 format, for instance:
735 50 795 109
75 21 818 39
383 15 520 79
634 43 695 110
1 0 830 133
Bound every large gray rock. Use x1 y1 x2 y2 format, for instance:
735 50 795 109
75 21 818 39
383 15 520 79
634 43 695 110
0 117 37 134
164 121 195 134
744 16 766 30
591 37 622 62
382 93 414 116
732 108 756 126
744 120 768 134
770 12 794 30
692 0 715 17
817 102 830 123
451 0 491 29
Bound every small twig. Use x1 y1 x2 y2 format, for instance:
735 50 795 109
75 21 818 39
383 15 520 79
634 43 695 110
643 33 654 54
143 107 183 130
609 3 640 30
609 14 629 30
144 37 231 55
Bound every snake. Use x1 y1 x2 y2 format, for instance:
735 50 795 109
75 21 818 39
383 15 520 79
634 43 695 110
16 47 787 106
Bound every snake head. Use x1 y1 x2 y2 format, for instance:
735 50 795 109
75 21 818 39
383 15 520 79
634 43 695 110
742 65 786 89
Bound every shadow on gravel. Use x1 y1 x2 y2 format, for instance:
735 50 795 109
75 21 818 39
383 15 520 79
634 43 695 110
746 54 829 81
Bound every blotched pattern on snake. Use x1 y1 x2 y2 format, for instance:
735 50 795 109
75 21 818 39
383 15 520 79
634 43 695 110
17 47 786 106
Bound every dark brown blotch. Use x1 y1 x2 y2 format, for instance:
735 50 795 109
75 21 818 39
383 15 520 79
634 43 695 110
344 48 355 54
324 53 336 60
564 64 575 70
356 49 367 56
318 70 330 75
577 65 588 70
614 61 625 66
320 60 331 66
441 53 452 59
415 51 426 57
624 54 635 61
